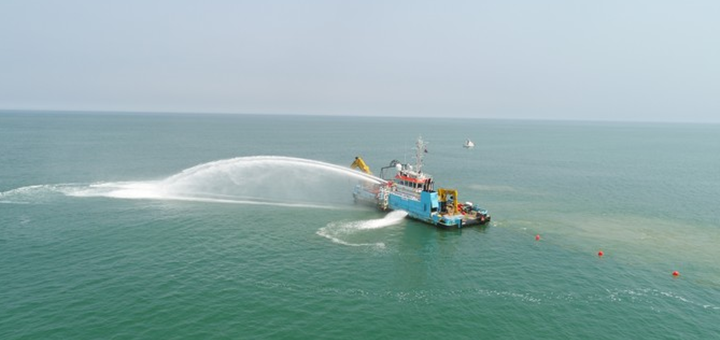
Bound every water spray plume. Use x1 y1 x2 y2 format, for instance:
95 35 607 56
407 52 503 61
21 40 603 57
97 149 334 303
163 156 384 186
317 210 408 247
1 156 386 208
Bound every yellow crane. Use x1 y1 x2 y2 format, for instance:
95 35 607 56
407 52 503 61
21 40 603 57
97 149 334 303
437 188 459 214
350 157 372 175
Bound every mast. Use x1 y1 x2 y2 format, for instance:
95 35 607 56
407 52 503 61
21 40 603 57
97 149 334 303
414 136 428 173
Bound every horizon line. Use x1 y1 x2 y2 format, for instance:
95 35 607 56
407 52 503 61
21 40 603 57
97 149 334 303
1 108 717 125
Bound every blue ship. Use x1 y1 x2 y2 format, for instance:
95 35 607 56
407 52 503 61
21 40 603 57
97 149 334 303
351 137 490 229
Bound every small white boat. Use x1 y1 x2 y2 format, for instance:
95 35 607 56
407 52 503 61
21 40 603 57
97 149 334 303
463 139 475 149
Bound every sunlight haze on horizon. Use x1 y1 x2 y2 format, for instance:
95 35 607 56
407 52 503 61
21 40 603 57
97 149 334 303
1 0 719 123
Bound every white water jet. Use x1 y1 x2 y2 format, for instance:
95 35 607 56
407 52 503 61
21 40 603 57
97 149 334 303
317 210 408 247
163 156 384 186
1 156 385 209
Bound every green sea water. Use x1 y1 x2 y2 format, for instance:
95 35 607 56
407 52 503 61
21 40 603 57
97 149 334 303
1 111 718 339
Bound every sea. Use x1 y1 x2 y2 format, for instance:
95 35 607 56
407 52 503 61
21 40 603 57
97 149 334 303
1 111 718 339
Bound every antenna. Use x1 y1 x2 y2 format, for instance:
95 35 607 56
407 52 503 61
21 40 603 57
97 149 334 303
415 136 428 172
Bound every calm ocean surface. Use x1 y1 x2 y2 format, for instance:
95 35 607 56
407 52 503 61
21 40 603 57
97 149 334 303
1 111 718 339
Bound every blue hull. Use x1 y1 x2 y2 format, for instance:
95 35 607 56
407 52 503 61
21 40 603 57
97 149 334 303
387 191 489 228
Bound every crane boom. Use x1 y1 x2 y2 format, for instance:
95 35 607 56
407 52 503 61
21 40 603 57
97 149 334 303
350 157 372 175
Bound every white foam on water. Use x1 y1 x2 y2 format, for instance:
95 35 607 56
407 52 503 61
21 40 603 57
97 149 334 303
0 184 69 203
317 210 408 247
66 181 166 199
599 288 720 311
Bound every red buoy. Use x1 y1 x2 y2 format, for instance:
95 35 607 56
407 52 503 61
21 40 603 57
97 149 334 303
598 250 604 257
535 234 540 241
673 271 680 277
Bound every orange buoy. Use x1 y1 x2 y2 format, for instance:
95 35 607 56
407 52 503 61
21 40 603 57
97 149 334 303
598 250 604 257
535 234 540 241
672 271 680 277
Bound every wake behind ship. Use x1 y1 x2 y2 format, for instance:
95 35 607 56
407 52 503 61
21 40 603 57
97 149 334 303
351 137 490 229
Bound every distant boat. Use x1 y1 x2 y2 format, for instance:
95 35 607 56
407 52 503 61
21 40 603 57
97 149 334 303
463 139 475 149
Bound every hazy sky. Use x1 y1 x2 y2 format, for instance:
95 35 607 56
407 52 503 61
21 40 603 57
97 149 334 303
1 1 718 122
